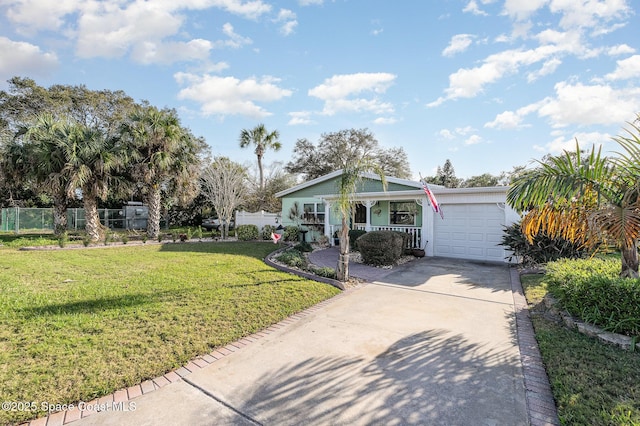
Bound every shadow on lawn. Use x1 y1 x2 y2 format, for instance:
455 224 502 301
239 329 525 425
19 291 178 317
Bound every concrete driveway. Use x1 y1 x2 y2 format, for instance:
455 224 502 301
63 256 539 426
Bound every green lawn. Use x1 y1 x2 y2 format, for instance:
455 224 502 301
521 274 640 425
0 241 340 425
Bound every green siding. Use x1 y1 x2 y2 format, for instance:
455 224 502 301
285 176 418 198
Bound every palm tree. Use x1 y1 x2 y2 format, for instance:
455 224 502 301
335 163 387 282
23 114 73 235
239 124 281 193
65 125 124 241
121 106 200 239
25 114 124 240
507 115 640 277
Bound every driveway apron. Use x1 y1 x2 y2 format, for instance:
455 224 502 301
71 257 527 426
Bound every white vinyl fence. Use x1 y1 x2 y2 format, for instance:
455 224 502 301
234 210 279 231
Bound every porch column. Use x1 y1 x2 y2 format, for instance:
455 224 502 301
416 199 434 256
363 200 377 231
323 200 333 243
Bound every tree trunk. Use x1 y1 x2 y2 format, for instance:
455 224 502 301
336 218 350 282
620 240 639 278
83 195 104 242
257 153 264 192
145 188 162 239
52 196 68 236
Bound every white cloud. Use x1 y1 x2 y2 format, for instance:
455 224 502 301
549 0 631 32
534 131 611 154
463 1 488 16
442 34 475 57
308 72 396 116
132 39 213 65
607 44 636 56
428 26 599 107
0 37 58 80
288 111 315 125
175 72 292 118
4 0 268 65
438 129 455 139
605 55 640 80
501 0 548 21
75 3 186 59
537 82 640 128
527 58 562 82
373 117 397 125
216 23 253 49
464 134 483 145
274 9 298 36
299 0 323 5
3 0 80 35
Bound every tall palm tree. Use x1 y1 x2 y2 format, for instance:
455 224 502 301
23 114 73 235
25 114 123 240
335 162 387 282
507 115 640 277
64 125 124 241
239 124 281 193
121 106 200 239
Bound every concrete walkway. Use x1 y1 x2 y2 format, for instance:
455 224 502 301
29 251 559 426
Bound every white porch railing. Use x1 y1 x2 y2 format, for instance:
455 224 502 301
354 224 423 249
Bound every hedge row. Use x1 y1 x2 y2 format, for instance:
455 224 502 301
544 258 640 336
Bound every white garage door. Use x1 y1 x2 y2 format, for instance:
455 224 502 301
433 203 505 262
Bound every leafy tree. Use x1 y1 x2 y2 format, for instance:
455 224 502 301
201 157 249 239
507 114 640 277
120 105 203 239
239 124 281 195
243 163 297 213
425 159 461 188
461 172 505 187
285 129 412 180
0 77 136 208
335 163 387 282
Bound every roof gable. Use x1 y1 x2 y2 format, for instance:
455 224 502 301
275 170 424 198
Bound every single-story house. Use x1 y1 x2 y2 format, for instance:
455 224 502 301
275 170 520 263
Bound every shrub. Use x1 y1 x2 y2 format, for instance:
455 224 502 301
348 230 367 250
500 222 587 266
121 233 129 244
309 265 337 279
262 224 277 240
294 241 313 253
284 226 299 242
236 224 259 241
357 230 404 266
394 231 412 254
57 232 68 248
275 249 307 268
545 258 640 336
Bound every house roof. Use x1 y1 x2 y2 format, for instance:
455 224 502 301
275 169 428 198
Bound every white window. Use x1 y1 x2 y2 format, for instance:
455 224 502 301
303 202 325 223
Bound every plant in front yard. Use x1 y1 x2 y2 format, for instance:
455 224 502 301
544 257 640 336
236 224 259 241
520 273 640 425
508 115 640 278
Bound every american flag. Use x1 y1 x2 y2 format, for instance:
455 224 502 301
421 178 444 220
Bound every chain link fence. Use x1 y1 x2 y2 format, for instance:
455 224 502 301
0 207 149 232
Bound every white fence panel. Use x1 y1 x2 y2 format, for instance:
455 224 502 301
234 210 279 231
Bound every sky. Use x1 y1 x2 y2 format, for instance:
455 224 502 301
1 0 639 181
